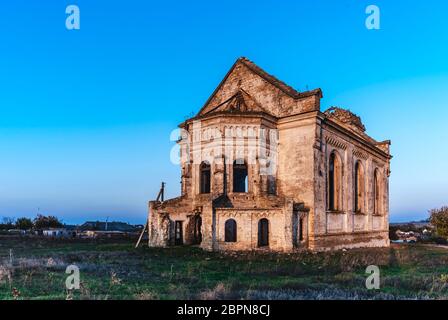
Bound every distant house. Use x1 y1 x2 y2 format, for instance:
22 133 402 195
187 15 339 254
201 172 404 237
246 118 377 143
78 221 141 238
7 229 26 235
42 228 71 238
395 229 422 243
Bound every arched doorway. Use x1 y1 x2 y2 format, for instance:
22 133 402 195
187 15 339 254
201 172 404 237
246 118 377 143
224 219 237 242
258 218 269 247
192 215 202 244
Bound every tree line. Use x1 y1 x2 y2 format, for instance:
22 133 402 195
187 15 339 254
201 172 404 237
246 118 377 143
0 215 63 230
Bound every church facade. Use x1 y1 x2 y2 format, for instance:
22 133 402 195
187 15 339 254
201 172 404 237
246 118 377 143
147 57 391 251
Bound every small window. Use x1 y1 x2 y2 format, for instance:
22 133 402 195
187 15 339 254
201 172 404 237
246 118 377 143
233 159 248 192
200 161 211 194
224 219 237 242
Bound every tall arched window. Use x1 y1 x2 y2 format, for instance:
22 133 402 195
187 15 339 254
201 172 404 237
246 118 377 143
374 168 381 214
328 151 342 211
233 159 248 192
354 161 365 213
224 219 237 242
200 161 211 194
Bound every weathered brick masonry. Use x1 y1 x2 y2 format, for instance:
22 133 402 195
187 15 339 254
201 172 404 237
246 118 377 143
148 57 391 251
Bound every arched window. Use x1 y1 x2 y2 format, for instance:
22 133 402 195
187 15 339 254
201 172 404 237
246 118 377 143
354 161 365 213
200 161 211 194
374 169 381 214
224 219 237 242
233 159 248 192
258 218 269 247
328 152 342 211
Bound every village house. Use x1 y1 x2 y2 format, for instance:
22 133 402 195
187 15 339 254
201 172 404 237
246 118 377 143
147 57 392 251
78 221 141 238
42 228 72 238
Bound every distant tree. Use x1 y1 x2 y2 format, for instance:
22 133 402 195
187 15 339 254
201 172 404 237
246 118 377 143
33 214 63 229
429 206 448 238
16 217 33 230
0 217 16 230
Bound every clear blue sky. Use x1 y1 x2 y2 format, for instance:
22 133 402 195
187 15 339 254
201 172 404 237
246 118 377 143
0 0 447 224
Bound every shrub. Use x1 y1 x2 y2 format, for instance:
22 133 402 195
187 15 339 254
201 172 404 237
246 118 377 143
33 214 63 229
429 206 448 238
16 217 33 230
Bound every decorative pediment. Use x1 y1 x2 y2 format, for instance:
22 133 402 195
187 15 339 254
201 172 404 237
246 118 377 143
201 89 268 116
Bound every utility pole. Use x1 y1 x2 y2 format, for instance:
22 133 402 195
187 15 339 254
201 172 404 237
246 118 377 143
156 182 165 202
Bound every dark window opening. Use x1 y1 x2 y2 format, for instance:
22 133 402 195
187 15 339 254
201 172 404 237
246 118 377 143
258 218 269 247
200 161 211 194
299 217 304 242
233 160 248 192
267 175 276 195
224 219 237 242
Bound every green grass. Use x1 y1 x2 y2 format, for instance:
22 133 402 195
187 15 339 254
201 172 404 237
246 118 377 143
1 235 448 300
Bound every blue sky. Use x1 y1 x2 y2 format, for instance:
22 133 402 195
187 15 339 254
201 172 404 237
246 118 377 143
0 0 447 224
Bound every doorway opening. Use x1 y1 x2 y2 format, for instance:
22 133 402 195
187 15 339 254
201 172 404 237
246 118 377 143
174 221 183 245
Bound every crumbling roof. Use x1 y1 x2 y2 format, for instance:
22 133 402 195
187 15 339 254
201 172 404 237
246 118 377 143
324 107 366 132
323 106 392 157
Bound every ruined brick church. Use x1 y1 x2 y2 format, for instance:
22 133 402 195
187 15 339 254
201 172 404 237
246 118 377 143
148 57 391 251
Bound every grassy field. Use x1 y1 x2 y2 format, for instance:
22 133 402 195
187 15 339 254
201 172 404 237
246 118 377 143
1 234 448 300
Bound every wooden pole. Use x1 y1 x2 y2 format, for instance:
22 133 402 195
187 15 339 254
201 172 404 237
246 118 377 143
135 221 147 248
135 181 165 248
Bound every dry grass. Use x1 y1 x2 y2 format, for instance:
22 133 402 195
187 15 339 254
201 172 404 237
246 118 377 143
2 235 448 300
199 282 230 300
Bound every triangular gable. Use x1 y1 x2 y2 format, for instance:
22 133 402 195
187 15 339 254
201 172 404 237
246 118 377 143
201 89 269 116
196 57 322 119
